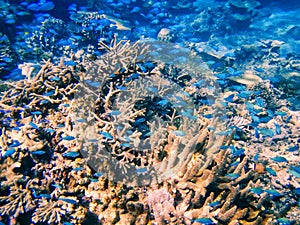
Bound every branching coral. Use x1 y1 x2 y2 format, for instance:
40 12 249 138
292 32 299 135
0 37 299 225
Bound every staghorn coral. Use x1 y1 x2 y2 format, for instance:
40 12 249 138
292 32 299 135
0 38 299 225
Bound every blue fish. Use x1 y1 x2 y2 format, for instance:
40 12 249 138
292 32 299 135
3 148 16 157
265 189 281 197
294 188 300 196
99 132 113 140
258 128 274 137
62 222 74 225
250 187 264 195
29 122 39 129
266 167 277 176
121 143 131 147
224 94 235 103
274 123 281 135
271 156 288 163
135 167 147 173
86 80 100 87
31 111 42 115
109 110 121 116
275 111 287 116
76 118 86 123
116 85 127 91
125 73 140 82
277 218 291 225
172 130 186 137
58 197 77 204
232 148 245 157
63 151 79 158
31 150 46 155
37 1 55 12
135 118 146 123
45 128 55 133
193 218 215 225
64 60 76 66
225 173 240 180
49 76 60 81
208 201 220 207
9 140 21 147
287 146 298 152
157 99 169 106
43 90 55 97
62 136 75 141
94 172 104 177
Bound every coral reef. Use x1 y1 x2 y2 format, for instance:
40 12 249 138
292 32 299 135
0 36 299 225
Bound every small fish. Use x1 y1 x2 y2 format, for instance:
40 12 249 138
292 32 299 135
130 6 140 13
45 128 55 133
266 167 277 176
220 145 231 150
288 168 300 178
63 151 79 158
294 188 300 196
9 140 21 147
157 99 168 106
29 122 39 129
116 85 127 91
274 123 281 135
277 218 291 225
3 148 16 157
237 91 251 99
58 197 77 204
64 60 76 66
99 131 113 140
31 150 46 155
203 114 213 119
73 167 82 171
86 80 100 87
287 146 298 152
224 94 235 103
94 172 104 177
89 178 98 182
254 68 264 72
225 173 240 180
76 118 86 123
150 19 159 24
134 118 146 123
275 111 287 116
51 183 62 189
208 201 220 207
62 222 74 225
30 111 42 115
172 130 186 137
265 189 281 197
108 110 121 116
250 187 264 195
271 156 288 163
232 148 245 157
62 136 75 141
135 167 147 173
37 1 55 12
43 90 55 97
49 76 60 81
121 142 131 148
258 128 274 137
193 218 215 225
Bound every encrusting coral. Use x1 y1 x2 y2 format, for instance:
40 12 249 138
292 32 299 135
0 35 299 225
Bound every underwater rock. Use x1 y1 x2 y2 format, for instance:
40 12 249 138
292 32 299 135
157 28 175 42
